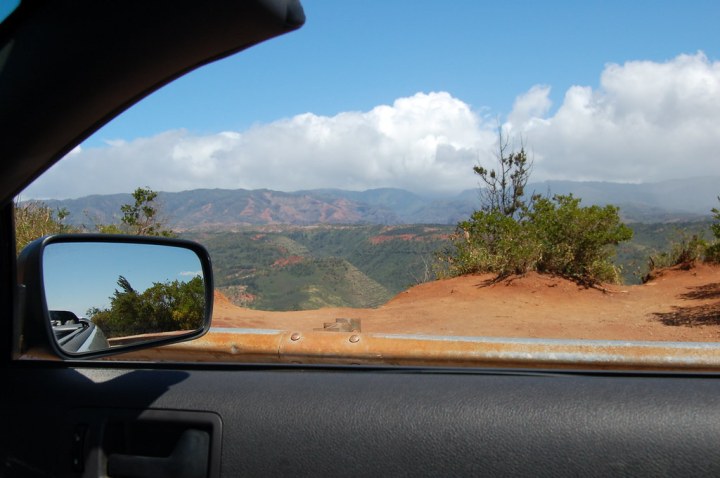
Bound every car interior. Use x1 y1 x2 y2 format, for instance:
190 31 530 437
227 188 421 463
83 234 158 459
2 1 720 477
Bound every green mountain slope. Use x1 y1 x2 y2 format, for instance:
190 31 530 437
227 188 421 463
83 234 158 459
286 225 449 293
183 225 452 310
246 257 391 311
185 220 719 311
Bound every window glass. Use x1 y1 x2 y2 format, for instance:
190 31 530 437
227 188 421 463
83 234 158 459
17 1 720 367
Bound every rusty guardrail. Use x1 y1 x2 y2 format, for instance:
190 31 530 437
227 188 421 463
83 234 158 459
113 327 720 371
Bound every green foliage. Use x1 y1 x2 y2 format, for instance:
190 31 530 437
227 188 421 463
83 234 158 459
245 257 390 311
447 210 539 277
647 233 708 273
643 197 720 270
183 225 450 310
706 243 720 263
441 194 633 285
97 187 175 237
286 226 447 291
15 187 174 254
89 275 205 338
529 195 633 284
445 132 632 285
14 200 76 253
95 223 124 235
613 221 713 283
711 197 720 240
704 197 720 263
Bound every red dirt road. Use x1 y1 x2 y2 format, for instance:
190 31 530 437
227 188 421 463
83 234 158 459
211 264 720 343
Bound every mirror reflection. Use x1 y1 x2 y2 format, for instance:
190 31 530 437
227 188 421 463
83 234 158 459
43 242 206 353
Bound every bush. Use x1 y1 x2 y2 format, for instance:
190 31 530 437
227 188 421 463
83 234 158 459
439 194 633 285
448 210 540 278
707 198 720 263
647 233 707 271
641 197 720 271
529 195 633 284
706 243 720 263
14 200 76 253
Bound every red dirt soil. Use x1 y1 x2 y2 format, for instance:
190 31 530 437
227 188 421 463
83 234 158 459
271 255 304 268
211 264 720 342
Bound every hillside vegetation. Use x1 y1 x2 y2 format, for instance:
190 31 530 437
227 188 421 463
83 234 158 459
615 221 715 282
179 221 720 311
17 185 720 311
439 138 635 286
184 225 449 311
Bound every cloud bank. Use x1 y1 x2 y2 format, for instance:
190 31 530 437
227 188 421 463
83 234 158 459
517 52 720 183
24 52 720 199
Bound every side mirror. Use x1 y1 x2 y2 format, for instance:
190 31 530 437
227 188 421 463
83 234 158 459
16 234 213 359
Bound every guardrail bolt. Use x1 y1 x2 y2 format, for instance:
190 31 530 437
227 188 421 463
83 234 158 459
349 335 360 343
290 332 301 341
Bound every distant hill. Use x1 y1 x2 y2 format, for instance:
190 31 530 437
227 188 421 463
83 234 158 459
21 179 720 310
184 225 450 311
38 177 718 229
533 177 719 221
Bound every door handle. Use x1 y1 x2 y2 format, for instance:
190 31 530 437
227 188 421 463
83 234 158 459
107 428 210 478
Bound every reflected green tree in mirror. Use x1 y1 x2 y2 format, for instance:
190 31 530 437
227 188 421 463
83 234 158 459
88 275 205 339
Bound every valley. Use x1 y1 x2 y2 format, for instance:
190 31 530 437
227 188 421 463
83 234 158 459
33 181 719 311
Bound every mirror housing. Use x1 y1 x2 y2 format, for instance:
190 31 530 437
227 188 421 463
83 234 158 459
15 234 214 360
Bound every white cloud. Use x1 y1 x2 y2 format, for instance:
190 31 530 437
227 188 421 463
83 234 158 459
507 85 552 128
24 92 495 198
21 53 720 199
104 139 127 147
179 270 203 277
508 51 720 182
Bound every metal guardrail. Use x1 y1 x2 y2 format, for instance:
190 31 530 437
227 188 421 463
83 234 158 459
115 327 720 371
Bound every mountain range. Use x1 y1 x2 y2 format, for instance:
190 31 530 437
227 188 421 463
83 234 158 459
41 177 720 230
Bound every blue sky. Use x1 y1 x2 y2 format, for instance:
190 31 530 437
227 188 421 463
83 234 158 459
23 0 720 199
94 0 720 140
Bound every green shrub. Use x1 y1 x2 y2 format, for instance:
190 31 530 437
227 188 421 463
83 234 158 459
447 210 540 278
529 195 633 284
712 198 720 240
637 197 720 271
706 243 720 263
708 198 720 263
439 194 633 285
647 233 707 271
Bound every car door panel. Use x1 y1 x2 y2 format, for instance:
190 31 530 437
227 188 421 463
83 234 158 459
3 365 720 476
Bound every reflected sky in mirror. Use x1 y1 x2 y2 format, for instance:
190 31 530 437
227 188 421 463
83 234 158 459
43 242 203 317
